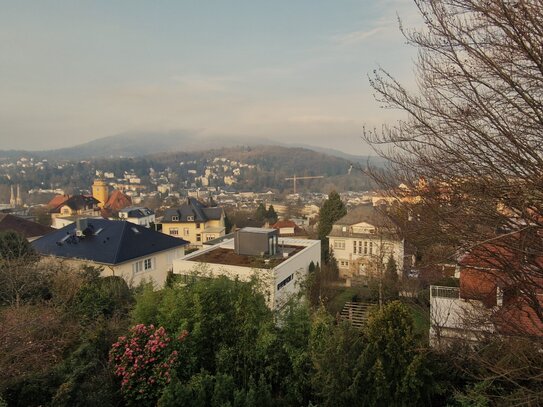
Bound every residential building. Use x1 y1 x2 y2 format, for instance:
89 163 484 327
32 218 188 288
270 220 308 238
160 197 225 247
173 227 321 309
50 195 101 228
0 214 53 241
327 204 405 282
430 239 543 347
118 206 155 227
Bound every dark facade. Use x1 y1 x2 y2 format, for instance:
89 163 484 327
234 227 278 257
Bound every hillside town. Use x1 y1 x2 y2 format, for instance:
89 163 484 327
2 1 543 406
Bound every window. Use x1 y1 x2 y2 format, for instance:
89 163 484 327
196 234 201 242
206 235 215 241
170 228 179 236
277 274 293 290
333 240 345 250
183 228 190 236
196 222 201 229
353 241 357 253
369 241 373 255
172 215 179 221
364 241 368 255
133 257 154 273
187 216 194 221
339 260 349 267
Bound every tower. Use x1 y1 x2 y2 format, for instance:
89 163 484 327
92 179 109 208
15 184 23 206
9 185 15 206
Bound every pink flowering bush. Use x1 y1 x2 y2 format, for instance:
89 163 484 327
109 324 187 406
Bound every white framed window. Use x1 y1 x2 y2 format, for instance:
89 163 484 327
172 215 179 221
364 241 368 255
333 240 345 250
206 235 215 241
170 228 179 236
133 257 154 273
183 228 190 236
187 215 194 221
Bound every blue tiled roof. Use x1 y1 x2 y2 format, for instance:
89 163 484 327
32 218 188 265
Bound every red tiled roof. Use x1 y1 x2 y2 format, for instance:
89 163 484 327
47 194 70 209
104 190 132 211
0 214 54 238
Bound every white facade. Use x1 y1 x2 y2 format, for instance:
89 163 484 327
41 246 185 288
328 221 404 280
173 237 321 310
429 285 496 347
118 207 156 227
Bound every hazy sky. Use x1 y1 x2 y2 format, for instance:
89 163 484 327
0 0 421 154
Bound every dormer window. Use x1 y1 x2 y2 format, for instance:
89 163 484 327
172 216 179 221
187 216 194 221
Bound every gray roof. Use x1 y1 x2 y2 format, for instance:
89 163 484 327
328 205 399 239
50 195 100 213
334 204 394 227
163 197 223 223
32 218 188 265
120 206 154 218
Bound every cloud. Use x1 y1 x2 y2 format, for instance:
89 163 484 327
288 115 354 125
171 74 241 92
333 27 385 46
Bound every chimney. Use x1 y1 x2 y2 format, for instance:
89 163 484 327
75 218 89 237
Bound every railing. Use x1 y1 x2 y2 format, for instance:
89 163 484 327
430 285 460 299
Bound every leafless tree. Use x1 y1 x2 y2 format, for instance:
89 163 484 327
365 0 543 329
363 0 543 401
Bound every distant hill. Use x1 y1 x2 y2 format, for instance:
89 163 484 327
0 131 383 165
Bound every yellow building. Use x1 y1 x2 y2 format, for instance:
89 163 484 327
160 197 225 247
92 179 109 208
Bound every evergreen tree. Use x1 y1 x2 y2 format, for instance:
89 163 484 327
383 255 399 301
353 301 434 406
255 203 267 222
317 191 346 262
265 205 278 223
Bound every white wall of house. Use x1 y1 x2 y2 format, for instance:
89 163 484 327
173 238 320 309
329 235 404 278
40 246 185 288
429 285 495 347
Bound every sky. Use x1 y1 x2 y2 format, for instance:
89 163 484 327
0 0 421 154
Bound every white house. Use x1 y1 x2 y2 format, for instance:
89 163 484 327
173 227 321 310
327 205 405 282
118 206 156 227
32 218 189 288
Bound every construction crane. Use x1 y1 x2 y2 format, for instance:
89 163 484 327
285 175 324 194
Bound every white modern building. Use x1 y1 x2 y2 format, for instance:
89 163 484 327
173 227 321 310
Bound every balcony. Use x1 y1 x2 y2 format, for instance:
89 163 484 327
430 285 460 299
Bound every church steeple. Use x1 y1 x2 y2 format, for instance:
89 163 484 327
15 184 23 206
9 185 15 207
